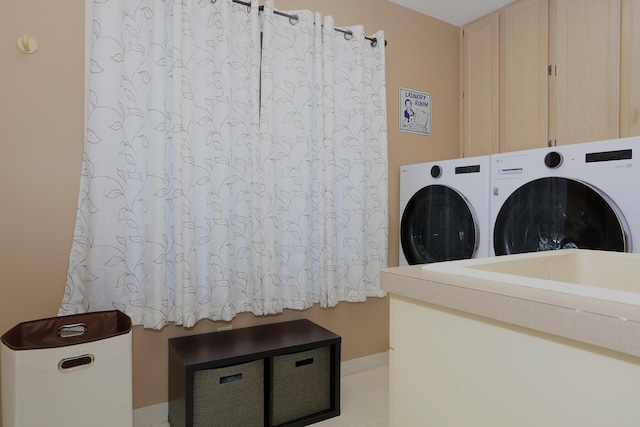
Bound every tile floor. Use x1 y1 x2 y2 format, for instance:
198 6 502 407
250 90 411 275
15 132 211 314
315 365 389 427
153 365 389 427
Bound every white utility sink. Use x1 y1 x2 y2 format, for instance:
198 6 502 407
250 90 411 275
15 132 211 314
386 248 640 427
423 249 640 306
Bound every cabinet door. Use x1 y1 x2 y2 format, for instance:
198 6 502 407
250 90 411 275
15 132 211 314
552 0 621 145
620 0 640 137
461 12 499 157
501 0 549 152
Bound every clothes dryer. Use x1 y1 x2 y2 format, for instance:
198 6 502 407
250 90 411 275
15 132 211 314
490 137 640 257
399 156 491 266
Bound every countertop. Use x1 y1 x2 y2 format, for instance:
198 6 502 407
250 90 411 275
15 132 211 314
382 264 640 358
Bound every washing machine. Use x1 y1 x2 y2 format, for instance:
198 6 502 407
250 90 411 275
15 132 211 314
399 156 491 266
490 137 640 257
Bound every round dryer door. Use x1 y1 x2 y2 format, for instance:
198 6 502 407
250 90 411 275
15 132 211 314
493 177 628 255
401 184 479 264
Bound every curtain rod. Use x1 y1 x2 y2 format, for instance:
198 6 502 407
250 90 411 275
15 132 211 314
223 0 387 47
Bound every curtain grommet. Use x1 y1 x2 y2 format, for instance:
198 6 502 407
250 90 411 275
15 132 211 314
289 14 299 25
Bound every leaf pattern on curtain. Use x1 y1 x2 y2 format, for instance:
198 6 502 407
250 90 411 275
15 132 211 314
60 0 388 329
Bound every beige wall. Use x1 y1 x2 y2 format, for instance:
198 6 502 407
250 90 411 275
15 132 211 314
0 0 459 415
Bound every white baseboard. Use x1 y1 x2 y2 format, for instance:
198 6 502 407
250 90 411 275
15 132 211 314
133 351 389 427
340 350 389 376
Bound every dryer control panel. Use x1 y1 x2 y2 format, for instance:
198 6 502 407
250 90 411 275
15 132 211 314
492 154 528 180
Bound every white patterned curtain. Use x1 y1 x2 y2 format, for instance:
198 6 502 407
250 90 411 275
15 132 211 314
60 0 387 329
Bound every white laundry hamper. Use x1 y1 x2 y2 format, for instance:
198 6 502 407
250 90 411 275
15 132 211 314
1 310 133 427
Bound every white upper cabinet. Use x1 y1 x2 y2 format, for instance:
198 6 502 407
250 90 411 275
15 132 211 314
502 0 549 152
620 0 640 137
460 12 500 157
552 0 620 146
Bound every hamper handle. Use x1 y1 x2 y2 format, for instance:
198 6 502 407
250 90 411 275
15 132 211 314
58 354 95 372
295 358 314 367
220 373 243 384
57 323 88 338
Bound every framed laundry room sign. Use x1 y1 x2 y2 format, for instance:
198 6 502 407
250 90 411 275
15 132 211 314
399 87 431 136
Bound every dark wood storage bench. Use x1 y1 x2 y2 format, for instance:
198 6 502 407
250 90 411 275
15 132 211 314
168 319 341 427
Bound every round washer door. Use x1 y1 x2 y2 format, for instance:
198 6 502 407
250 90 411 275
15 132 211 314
493 177 628 255
401 184 479 264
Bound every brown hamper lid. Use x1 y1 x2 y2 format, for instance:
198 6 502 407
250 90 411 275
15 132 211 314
1 310 132 350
